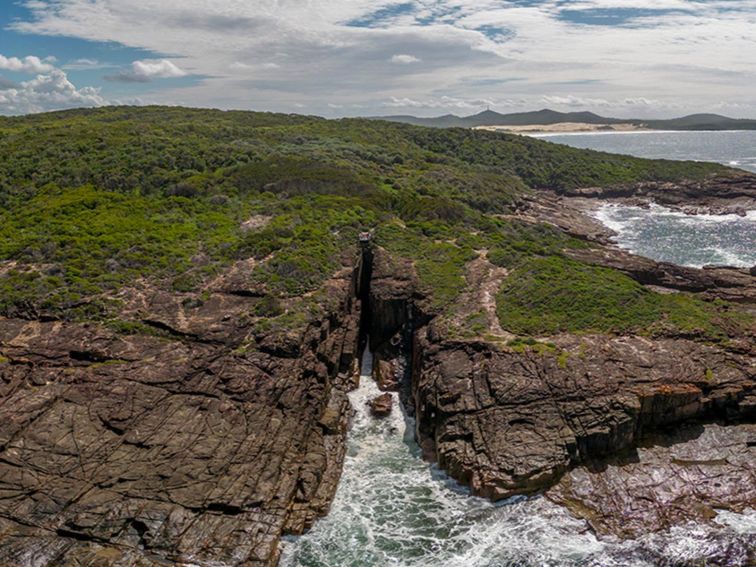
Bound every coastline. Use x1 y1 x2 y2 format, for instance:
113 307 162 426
474 122 648 134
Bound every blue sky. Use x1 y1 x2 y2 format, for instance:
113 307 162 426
1 1 755 117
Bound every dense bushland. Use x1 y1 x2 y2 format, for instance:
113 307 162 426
0 105 738 338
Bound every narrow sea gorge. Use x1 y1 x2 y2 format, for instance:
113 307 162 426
1 109 754 566
280 352 755 567
280 131 756 567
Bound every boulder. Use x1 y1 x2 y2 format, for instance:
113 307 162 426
369 393 393 418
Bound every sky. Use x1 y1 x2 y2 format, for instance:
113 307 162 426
1 1 755 118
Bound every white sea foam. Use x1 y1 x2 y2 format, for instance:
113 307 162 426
591 203 755 268
280 349 612 567
279 349 755 567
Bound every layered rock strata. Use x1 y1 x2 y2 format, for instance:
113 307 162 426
412 332 754 500
547 422 756 539
0 255 365 566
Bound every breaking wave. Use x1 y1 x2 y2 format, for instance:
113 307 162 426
593 204 756 268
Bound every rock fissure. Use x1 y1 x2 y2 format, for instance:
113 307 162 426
0 238 752 565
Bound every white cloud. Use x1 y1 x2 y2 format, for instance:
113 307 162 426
0 54 55 74
62 58 112 70
6 1 756 117
0 68 105 114
390 54 421 64
108 59 187 82
383 95 495 110
132 59 186 79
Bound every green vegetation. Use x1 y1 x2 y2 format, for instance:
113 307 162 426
405 128 727 190
507 337 558 355
496 255 748 340
0 105 734 324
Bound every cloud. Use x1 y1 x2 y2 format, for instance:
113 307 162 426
540 94 681 111
390 54 420 64
0 54 55 74
62 58 112 70
107 59 187 83
0 68 105 114
6 1 756 117
382 95 496 110
0 77 19 90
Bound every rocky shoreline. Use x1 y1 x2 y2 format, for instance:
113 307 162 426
556 171 756 216
1 174 754 566
0 254 368 565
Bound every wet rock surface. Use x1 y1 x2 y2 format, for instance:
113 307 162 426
517 189 756 303
368 393 393 418
0 261 363 566
566 247 756 304
1 175 754 564
547 422 756 539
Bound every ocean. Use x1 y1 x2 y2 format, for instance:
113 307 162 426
534 129 756 174
280 350 754 567
537 130 756 268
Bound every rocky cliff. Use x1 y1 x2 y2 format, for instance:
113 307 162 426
559 171 756 214
0 253 368 566
2 194 754 565
358 194 755 543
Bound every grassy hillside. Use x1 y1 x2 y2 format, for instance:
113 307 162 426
0 106 738 339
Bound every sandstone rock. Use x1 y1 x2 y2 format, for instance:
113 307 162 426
367 248 417 351
0 258 363 566
369 393 393 418
559 171 756 213
374 358 398 391
566 246 756 303
412 334 755 502
547 423 756 538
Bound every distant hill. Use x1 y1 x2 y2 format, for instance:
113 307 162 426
373 108 756 130
645 114 756 130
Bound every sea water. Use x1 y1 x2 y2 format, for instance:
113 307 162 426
537 130 756 268
593 204 756 268
534 130 756 174
279 350 754 566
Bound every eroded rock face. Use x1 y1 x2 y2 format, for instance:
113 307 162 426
369 393 393 418
547 423 756 539
0 263 363 565
567 247 756 304
412 333 755 501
